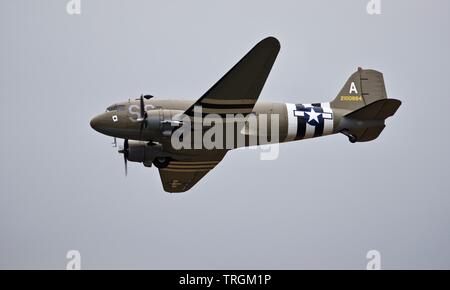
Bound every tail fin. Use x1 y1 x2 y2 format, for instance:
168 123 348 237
332 68 401 142
331 68 387 111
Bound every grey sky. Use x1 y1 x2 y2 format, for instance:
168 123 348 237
1 0 450 269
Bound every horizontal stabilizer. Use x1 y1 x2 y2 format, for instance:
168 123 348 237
349 125 386 142
345 99 401 120
339 99 401 142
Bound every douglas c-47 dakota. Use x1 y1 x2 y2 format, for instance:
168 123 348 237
90 37 401 193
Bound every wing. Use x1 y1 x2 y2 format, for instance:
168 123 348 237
184 37 280 116
158 151 227 193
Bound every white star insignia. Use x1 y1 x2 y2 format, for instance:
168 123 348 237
305 108 320 123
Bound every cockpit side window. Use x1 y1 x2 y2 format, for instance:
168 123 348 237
106 104 126 112
106 105 117 112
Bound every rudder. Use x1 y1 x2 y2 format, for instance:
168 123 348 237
331 68 402 143
331 68 387 112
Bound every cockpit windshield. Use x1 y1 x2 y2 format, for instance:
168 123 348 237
106 104 126 112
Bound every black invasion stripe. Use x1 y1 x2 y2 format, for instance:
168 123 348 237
199 103 255 109
295 104 306 140
312 103 321 107
313 105 325 137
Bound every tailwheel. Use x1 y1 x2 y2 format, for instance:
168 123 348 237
153 157 171 169
340 130 358 143
348 135 357 143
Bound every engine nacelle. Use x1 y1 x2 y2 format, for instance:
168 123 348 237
145 109 184 141
126 141 167 163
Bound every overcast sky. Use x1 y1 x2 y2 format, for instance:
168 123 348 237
1 0 450 269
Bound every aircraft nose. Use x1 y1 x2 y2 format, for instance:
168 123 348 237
90 115 102 132
90 112 126 138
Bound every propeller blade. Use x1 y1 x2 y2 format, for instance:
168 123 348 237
139 94 145 119
118 139 129 176
124 155 128 176
140 120 145 136
138 94 148 136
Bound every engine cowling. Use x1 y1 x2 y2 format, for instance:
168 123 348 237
126 141 165 163
145 109 184 141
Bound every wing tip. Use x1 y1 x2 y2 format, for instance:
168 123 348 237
260 36 281 51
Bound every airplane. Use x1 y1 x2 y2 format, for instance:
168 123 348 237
90 37 401 193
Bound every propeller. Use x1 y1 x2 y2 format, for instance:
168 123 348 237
118 139 129 176
137 94 152 136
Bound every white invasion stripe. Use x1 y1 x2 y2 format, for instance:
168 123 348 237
285 103 297 141
322 112 332 119
304 123 315 139
294 111 304 117
321 102 334 136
